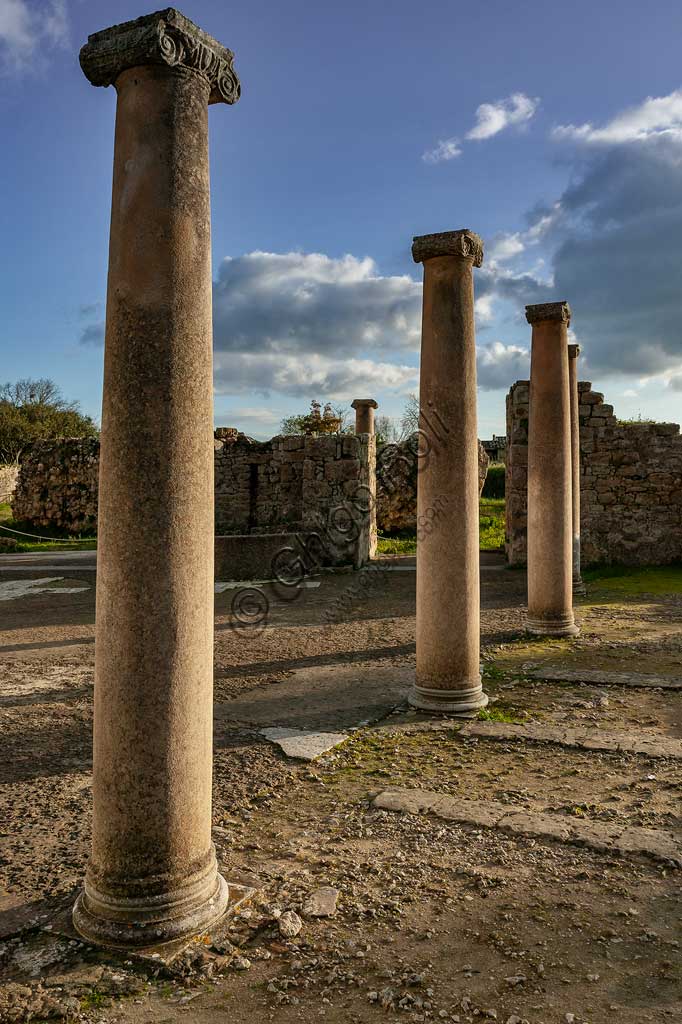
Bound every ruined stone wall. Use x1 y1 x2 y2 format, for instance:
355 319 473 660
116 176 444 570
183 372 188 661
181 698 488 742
506 381 682 567
12 433 376 566
214 432 376 567
12 439 100 533
376 436 489 534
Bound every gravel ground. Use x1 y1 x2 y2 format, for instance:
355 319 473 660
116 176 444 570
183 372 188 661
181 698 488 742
0 557 680 1023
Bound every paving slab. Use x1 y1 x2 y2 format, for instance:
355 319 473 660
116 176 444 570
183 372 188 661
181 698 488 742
216 660 412 733
460 720 682 758
372 788 682 867
261 727 349 760
527 666 682 690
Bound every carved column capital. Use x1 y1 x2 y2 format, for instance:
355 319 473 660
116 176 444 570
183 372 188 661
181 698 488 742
351 398 378 410
525 301 571 326
412 229 484 267
80 7 241 105
568 343 580 358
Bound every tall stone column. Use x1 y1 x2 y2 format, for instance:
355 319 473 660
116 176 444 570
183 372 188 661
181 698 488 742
410 230 488 713
525 303 579 636
568 344 585 593
351 398 378 434
75 10 240 947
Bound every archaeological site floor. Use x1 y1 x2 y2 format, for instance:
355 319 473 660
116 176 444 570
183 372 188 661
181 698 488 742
0 553 680 1023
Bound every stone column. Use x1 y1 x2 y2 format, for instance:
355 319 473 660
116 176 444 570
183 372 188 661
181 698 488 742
351 398 378 434
568 344 585 593
75 10 240 947
525 303 579 636
410 230 488 714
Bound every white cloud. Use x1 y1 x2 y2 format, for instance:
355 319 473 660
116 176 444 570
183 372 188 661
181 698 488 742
476 341 529 390
466 92 539 141
212 250 422 359
423 92 539 164
553 89 682 144
0 0 68 71
213 352 418 399
487 232 526 264
422 137 462 164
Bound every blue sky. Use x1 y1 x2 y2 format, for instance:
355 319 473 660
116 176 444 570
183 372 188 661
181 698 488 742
2 0 682 439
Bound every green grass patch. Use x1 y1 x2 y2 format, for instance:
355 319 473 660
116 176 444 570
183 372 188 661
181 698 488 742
377 498 506 556
477 706 524 724
583 564 682 596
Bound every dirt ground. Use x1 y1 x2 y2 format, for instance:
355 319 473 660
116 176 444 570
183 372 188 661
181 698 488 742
0 553 680 1024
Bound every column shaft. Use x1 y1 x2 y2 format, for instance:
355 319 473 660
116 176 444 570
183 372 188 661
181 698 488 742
525 303 579 636
568 345 585 592
75 8 241 946
410 231 488 714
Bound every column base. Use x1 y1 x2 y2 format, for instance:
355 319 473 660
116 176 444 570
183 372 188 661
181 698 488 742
409 681 489 715
73 862 229 948
572 576 586 595
525 614 580 638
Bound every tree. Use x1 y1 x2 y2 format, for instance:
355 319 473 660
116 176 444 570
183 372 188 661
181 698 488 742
375 414 400 444
280 400 353 436
400 393 419 437
0 378 99 462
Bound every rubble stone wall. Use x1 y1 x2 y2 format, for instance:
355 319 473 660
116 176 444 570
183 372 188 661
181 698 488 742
214 432 376 567
12 439 99 532
506 380 682 567
376 436 489 534
12 433 376 567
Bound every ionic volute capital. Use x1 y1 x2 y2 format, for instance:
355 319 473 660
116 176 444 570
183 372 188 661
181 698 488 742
80 8 241 105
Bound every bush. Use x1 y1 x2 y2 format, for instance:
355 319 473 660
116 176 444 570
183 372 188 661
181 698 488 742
482 463 505 499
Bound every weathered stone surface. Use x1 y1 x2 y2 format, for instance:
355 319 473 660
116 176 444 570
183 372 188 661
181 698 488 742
261 727 349 761
506 380 682 566
373 789 682 867
526 667 682 690
302 887 340 917
278 910 303 937
12 440 99 532
376 436 488 534
460 720 682 758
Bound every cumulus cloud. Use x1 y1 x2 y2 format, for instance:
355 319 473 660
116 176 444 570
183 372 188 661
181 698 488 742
213 352 418 399
667 373 682 392
0 0 68 71
467 92 539 141
212 251 422 358
477 341 529 390
553 89 682 144
422 92 539 163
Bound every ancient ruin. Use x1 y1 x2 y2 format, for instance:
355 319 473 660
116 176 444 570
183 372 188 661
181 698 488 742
2 13 682 1022
409 230 488 714
506 379 682 567
73 9 240 946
